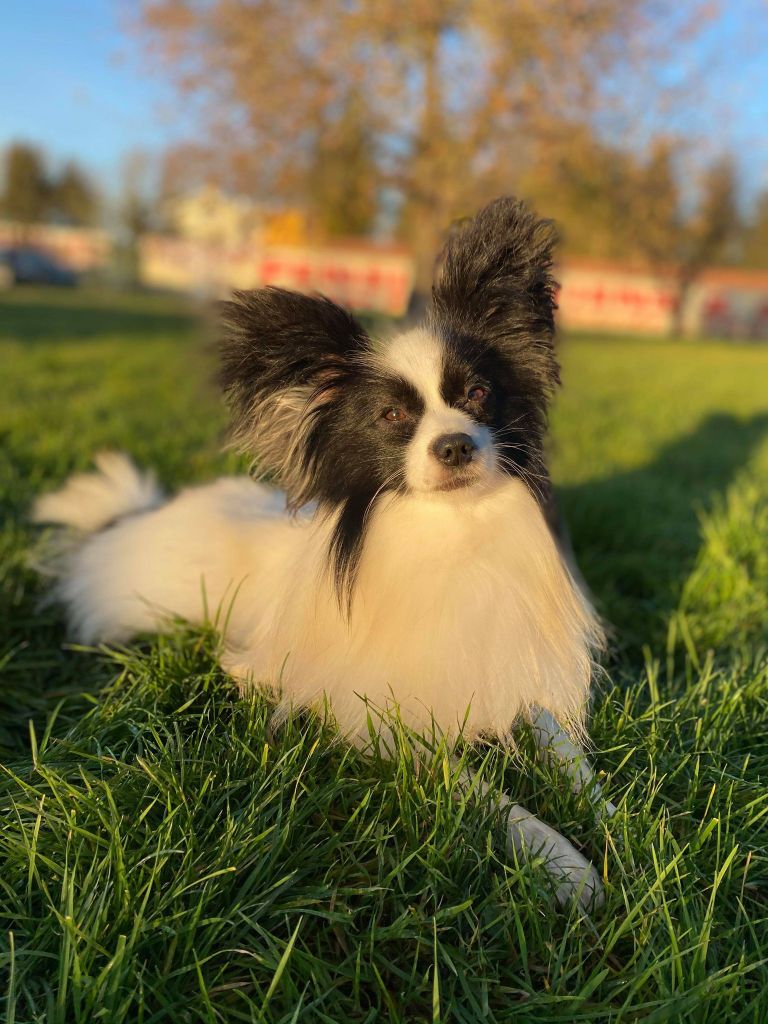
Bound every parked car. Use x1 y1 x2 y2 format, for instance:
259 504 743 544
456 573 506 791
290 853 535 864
0 246 78 287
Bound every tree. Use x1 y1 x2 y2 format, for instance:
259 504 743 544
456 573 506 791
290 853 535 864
515 127 641 261
576 150 743 336
117 150 162 285
0 143 49 226
119 150 160 241
51 161 99 226
137 0 717 285
742 190 768 268
306 92 378 239
671 156 740 334
628 139 684 270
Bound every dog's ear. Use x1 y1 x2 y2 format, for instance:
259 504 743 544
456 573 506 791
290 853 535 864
428 196 560 393
220 287 370 505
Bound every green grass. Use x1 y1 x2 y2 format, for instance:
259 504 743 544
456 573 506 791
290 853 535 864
2 288 768 1023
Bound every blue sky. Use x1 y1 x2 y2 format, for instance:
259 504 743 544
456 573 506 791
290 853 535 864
0 2 189 182
2 1 767 204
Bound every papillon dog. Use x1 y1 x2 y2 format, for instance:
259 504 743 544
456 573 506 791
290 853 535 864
34 197 613 908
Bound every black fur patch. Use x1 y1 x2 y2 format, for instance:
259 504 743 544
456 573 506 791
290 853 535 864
306 368 425 609
427 196 560 504
219 198 560 608
440 338 550 502
220 288 426 607
220 287 370 470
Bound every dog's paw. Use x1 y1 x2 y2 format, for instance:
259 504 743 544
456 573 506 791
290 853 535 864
551 856 604 911
505 807 605 910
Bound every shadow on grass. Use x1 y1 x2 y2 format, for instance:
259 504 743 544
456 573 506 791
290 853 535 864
0 287 199 342
5 406 768 754
562 410 768 655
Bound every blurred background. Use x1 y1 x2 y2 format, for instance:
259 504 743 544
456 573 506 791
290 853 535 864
2 0 768 336
3 0 768 661
5 10 768 1015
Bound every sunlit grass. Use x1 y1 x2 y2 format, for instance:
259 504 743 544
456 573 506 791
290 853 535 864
1 289 768 1022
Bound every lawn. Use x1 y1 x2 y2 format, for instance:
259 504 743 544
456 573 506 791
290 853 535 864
2 287 768 1023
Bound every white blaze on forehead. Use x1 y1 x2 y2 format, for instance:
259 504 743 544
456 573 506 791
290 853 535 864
377 327 497 492
379 328 447 411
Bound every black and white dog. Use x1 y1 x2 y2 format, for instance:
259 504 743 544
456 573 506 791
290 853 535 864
34 198 613 907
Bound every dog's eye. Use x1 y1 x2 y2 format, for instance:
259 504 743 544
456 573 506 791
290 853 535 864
467 385 488 402
383 407 405 422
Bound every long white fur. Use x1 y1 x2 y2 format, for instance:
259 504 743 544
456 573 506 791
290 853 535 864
33 325 608 907
33 329 602 744
34 467 599 745
32 452 163 533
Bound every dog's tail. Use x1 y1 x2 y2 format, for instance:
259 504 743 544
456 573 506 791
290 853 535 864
32 452 163 533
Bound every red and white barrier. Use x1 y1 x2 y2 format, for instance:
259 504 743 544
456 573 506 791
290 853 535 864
139 235 415 317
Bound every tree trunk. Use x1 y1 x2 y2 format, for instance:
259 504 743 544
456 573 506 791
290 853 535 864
407 19 449 294
670 268 696 338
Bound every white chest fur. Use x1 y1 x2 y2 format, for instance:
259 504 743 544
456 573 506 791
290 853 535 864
225 478 600 745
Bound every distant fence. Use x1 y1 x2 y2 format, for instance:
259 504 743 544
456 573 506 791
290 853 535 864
559 261 768 340
6 219 766 338
140 235 768 336
139 235 415 318
0 220 110 272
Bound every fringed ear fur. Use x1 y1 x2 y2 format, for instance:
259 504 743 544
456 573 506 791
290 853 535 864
219 287 370 507
428 196 560 395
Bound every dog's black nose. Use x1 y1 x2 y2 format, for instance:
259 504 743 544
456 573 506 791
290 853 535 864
431 432 477 467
